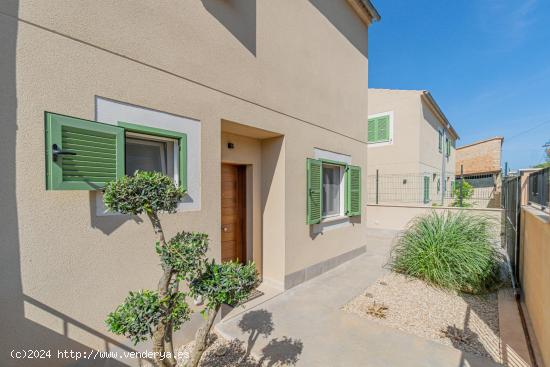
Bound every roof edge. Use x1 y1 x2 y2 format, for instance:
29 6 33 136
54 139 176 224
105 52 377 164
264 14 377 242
421 91 460 140
347 0 381 25
456 136 504 150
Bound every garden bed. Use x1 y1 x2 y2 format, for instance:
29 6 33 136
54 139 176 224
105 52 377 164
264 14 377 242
343 273 502 363
177 334 258 367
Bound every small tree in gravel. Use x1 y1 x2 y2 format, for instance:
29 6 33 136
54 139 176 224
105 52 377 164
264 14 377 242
104 171 193 367
451 181 474 207
187 261 259 367
103 171 259 367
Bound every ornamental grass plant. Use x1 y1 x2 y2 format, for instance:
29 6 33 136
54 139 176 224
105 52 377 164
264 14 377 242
390 211 501 294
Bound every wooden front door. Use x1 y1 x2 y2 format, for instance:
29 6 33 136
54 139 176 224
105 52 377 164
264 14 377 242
221 164 246 263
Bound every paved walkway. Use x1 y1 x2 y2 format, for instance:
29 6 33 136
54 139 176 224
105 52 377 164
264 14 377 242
216 230 503 367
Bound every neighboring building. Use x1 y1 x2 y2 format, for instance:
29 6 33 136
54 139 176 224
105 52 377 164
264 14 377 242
367 89 459 205
456 136 504 208
0 1 380 365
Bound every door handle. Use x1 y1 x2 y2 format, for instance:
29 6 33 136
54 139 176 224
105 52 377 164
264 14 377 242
222 226 228 232
52 144 77 161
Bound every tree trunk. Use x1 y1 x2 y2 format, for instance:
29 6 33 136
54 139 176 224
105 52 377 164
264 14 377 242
146 211 176 367
152 322 172 367
147 211 166 246
186 305 220 367
165 320 177 366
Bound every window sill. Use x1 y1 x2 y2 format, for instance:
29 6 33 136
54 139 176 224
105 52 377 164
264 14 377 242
321 215 348 224
313 215 352 235
367 140 392 147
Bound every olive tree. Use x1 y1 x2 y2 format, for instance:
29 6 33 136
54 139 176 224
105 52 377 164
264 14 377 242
187 261 258 367
104 171 193 367
103 171 259 367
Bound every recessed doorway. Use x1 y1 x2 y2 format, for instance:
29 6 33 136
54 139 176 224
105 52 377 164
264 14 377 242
221 163 247 263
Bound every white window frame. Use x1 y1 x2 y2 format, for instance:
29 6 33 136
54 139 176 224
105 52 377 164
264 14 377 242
321 163 346 219
367 111 394 147
125 131 180 184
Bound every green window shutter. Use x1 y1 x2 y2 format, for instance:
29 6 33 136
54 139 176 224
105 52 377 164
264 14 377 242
117 121 187 191
306 158 322 224
377 116 390 142
345 165 362 216
45 112 124 190
368 116 390 143
437 178 441 193
438 131 443 152
367 118 377 142
423 176 430 203
446 138 451 157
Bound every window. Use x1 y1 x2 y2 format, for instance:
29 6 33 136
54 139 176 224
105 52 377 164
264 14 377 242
438 131 443 152
322 164 344 218
125 133 178 182
306 159 361 224
45 112 187 190
367 114 391 144
423 176 430 204
446 137 451 157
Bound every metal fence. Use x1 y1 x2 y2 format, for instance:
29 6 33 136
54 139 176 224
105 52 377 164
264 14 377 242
528 167 549 211
367 169 501 208
502 175 520 284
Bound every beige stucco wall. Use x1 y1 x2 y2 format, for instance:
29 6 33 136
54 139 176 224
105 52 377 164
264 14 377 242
367 89 457 205
519 206 550 367
0 1 371 366
367 89 456 177
366 204 503 232
367 89 421 175
419 101 456 177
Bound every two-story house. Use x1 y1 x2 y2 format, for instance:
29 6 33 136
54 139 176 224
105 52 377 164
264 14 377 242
367 88 459 205
0 1 380 364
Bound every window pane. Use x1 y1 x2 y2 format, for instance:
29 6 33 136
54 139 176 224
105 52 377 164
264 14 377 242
125 139 167 176
322 164 341 217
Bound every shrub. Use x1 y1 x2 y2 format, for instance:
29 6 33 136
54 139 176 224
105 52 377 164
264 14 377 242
390 211 501 294
156 232 209 282
190 261 259 308
106 290 190 345
103 170 185 215
451 181 474 207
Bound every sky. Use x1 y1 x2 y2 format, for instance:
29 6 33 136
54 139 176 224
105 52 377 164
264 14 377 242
368 0 550 170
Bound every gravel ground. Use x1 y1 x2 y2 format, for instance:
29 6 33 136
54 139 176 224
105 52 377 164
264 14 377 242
343 273 502 363
176 334 258 367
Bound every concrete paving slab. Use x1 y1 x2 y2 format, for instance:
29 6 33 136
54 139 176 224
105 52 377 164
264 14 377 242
216 233 504 367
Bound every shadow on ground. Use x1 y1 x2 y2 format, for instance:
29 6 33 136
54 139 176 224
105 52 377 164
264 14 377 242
198 309 303 366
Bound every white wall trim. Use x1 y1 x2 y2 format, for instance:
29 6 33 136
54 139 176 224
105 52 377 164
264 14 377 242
313 148 352 164
94 96 201 216
313 148 352 232
367 110 394 147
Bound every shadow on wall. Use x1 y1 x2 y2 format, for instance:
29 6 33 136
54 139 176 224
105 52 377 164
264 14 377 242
89 192 144 235
309 0 369 58
201 0 256 56
0 5 145 367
